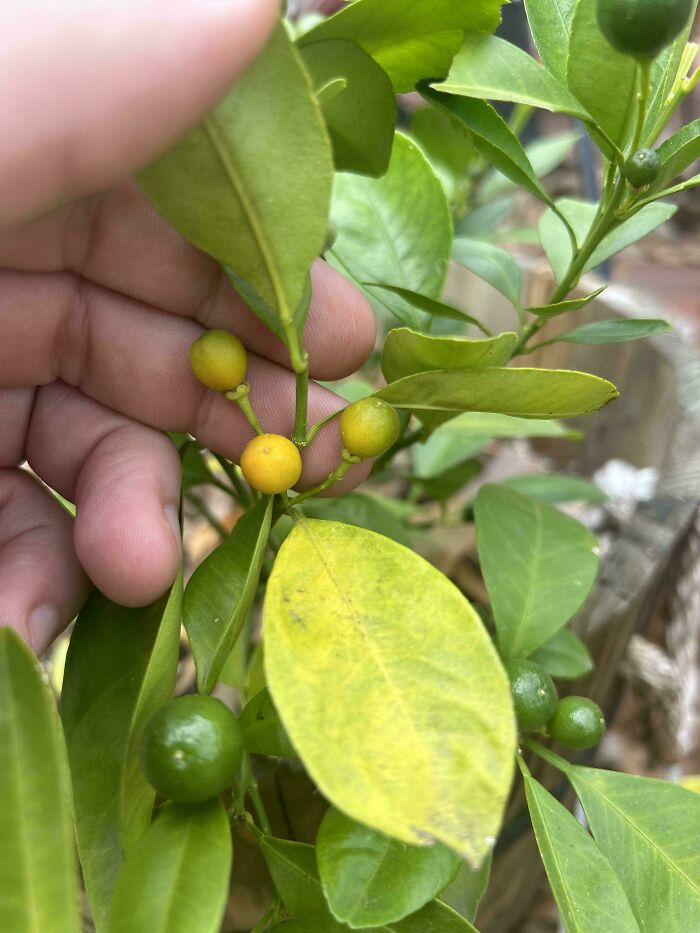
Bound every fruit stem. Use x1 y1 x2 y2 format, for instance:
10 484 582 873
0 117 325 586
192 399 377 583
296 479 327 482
240 752 273 835
513 178 627 355
293 361 309 448
226 384 265 436
306 409 343 447
292 450 362 506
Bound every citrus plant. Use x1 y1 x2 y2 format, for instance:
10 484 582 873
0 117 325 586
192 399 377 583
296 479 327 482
3 1 700 931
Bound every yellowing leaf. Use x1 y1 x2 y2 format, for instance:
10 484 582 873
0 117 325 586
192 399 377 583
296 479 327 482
264 520 515 864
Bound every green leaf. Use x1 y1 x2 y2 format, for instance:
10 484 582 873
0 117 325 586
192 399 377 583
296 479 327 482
500 472 607 504
553 318 671 345
475 485 599 658
0 629 79 933
643 8 699 140
300 493 411 547
239 687 297 758
456 195 516 238
452 238 522 307
299 40 396 177
260 837 477 932
566 0 637 148
523 775 640 932
529 627 594 679
539 199 677 282
416 461 482 502
109 800 232 933
376 368 619 420
524 0 576 82
183 496 272 694
434 34 589 120
264 520 515 863
413 413 578 480
439 854 492 923
364 285 489 334
653 118 700 189
569 767 700 931
410 107 474 208
479 129 582 200
328 134 452 330
317 808 461 928
138 25 332 349
381 328 518 383
61 578 183 932
423 87 553 208
526 286 607 319
299 0 503 92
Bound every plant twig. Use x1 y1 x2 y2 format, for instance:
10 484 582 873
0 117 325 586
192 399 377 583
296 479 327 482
226 384 265 435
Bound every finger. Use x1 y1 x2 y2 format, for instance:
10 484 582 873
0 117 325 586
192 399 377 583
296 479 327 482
27 383 182 607
0 273 370 489
0 468 89 653
0 184 376 380
0 0 278 226
0 387 35 467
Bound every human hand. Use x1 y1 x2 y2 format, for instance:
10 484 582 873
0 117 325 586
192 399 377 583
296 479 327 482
0 0 376 653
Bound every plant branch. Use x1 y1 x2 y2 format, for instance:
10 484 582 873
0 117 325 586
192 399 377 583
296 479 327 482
521 737 572 773
292 452 361 507
226 384 265 435
293 360 310 448
306 408 343 447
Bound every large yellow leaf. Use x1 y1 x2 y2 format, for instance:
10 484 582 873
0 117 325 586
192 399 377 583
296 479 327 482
264 519 515 865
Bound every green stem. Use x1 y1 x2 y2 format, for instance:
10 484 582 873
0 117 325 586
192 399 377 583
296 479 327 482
226 384 265 435
240 753 273 835
516 751 532 778
293 452 361 506
521 737 572 773
514 179 627 355
213 454 254 509
306 408 343 447
293 361 309 448
250 906 275 933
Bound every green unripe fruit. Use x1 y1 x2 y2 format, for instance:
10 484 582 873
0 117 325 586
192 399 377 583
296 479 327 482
140 695 244 803
190 330 248 392
548 696 606 750
339 398 400 460
624 148 662 187
596 0 693 59
507 660 558 732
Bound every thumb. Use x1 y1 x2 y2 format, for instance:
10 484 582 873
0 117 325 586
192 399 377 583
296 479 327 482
0 0 278 228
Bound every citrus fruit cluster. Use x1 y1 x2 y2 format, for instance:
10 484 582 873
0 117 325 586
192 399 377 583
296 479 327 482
189 330 400 496
507 659 606 750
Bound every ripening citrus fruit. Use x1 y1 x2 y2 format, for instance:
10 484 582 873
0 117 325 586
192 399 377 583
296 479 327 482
624 148 662 187
190 329 248 391
548 696 606 750
596 0 693 59
240 434 303 494
507 659 558 732
139 695 244 803
339 398 400 459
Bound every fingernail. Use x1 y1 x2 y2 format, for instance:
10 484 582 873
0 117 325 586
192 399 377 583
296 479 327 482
28 604 60 655
164 504 182 551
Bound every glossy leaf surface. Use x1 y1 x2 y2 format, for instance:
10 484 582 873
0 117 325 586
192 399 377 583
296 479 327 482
0 629 79 933
317 807 461 927
62 579 183 931
475 485 598 658
381 329 518 383
300 0 503 92
183 496 272 693
529 627 594 680
109 800 232 933
570 767 700 931
329 134 452 329
300 39 396 177
524 775 640 932
264 520 515 863
138 25 332 344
